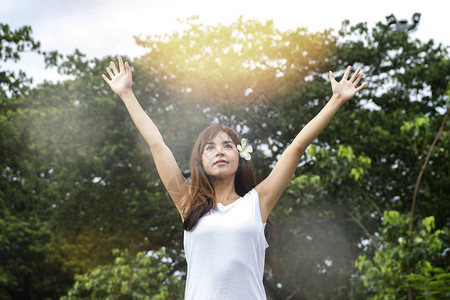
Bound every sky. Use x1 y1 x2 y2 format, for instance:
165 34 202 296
2 0 449 87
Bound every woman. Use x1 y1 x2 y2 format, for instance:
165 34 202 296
102 57 366 299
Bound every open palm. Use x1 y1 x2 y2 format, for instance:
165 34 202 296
329 66 366 102
102 57 132 96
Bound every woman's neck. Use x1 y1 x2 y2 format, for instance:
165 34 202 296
211 176 239 202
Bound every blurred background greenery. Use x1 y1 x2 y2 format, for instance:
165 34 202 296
0 16 449 299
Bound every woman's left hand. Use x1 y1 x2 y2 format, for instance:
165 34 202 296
329 66 366 103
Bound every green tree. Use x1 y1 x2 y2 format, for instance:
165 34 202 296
0 23 74 299
1 17 449 299
0 23 40 99
62 247 184 300
0 215 71 299
356 211 450 299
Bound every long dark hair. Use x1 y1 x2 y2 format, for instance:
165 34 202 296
182 125 275 237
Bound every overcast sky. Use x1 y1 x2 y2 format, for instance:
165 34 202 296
2 0 449 86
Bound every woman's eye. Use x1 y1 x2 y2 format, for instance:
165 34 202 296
206 144 232 150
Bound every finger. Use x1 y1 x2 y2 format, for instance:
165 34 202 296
353 73 364 86
118 57 124 73
329 71 337 84
110 61 119 75
342 66 351 81
101 74 111 84
350 68 361 83
125 61 131 74
106 67 114 78
355 82 367 92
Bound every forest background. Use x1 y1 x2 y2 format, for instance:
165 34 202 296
1 14 449 299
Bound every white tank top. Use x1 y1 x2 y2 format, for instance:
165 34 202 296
183 188 269 300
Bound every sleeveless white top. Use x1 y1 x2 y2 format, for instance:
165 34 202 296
183 188 269 300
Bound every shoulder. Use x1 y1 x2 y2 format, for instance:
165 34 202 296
249 187 261 205
253 185 270 224
179 192 191 224
253 185 262 199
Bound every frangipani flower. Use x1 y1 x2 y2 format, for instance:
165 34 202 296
237 138 253 161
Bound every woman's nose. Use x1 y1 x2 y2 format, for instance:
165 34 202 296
216 147 225 156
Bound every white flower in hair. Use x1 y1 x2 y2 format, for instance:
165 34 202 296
237 138 253 161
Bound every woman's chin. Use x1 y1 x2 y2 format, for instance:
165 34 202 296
207 171 235 181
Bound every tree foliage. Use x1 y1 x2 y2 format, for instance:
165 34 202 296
0 215 71 299
0 16 449 299
0 23 40 99
62 248 184 300
356 211 450 299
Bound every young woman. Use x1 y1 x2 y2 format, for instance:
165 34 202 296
102 57 366 299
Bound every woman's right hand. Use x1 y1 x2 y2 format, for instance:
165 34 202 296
102 57 132 97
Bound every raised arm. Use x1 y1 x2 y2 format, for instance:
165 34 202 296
102 57 189 220
255 67 366 223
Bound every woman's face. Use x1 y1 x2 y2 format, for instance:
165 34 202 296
201 131 239 179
